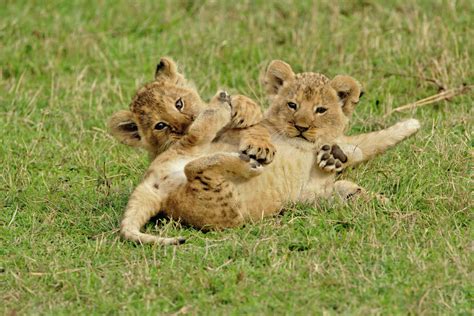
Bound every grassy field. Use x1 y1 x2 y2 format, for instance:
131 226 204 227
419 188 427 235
1 0 473 314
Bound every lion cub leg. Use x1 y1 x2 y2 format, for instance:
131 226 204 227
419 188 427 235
121 181 186 245
177 153 263 229
184 152 264 182
339 119 421 168
222 94 276 164
316 119 420 171
178 91 232 149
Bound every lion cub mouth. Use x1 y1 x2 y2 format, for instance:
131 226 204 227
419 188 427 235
296 133 306 139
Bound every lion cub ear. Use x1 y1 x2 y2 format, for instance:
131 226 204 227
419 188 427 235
154 57 186 85
263 60 296 96
107 110 142 148
330 75 363 118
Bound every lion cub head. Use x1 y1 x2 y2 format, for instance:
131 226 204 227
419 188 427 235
263 60 363 143
108 58 206 157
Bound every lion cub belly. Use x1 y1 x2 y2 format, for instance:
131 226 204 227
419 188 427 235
166 158 190 179
159 144 244 228
236 141 320 220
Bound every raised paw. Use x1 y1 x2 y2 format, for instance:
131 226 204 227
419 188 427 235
218 90 231 104
229 95 263 128
317 144 348 173
240 138 276 165
210 90 232 111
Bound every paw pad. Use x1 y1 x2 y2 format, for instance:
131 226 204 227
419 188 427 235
317 144 347 173
330 145 347 163
218 91 231 104
250 160 262 169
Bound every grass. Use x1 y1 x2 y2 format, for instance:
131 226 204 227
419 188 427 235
1 0 472 314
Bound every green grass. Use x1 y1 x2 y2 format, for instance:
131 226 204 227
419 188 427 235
1 0 473 314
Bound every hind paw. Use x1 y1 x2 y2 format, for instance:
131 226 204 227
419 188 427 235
317 144 348 173
239 153 264 177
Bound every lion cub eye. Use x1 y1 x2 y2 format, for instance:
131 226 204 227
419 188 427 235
315 107 327 114
287 102 297 110
154 122 168 130
175 98 184 111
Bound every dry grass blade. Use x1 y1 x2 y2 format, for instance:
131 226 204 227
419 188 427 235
384 72 445 90
384 84 473 117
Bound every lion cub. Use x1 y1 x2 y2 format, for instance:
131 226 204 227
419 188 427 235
115 61 419 245
262 60 422 197
108 57 275 163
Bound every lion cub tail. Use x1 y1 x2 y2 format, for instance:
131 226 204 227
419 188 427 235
120 184 185 245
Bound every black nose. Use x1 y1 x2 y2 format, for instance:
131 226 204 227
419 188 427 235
295 125 309 133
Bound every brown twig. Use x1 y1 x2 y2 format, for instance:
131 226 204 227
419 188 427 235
384 84 473 118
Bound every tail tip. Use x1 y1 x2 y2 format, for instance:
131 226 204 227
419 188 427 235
162 236 187 245
405 118 421 131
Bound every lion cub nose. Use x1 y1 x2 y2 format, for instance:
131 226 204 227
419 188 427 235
295 125 309 133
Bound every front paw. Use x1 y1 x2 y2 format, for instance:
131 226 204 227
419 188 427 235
240 138 276 165
229 95 263 128
317 144 348 173
217 90 231 104
210 90 232 111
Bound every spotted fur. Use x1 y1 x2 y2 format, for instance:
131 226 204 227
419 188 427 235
108 57 275 162
117 60 420 245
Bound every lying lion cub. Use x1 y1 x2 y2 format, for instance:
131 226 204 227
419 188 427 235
109 59 420 245
108 57 275 164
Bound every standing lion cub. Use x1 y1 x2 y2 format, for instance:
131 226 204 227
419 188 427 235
108 58 420 245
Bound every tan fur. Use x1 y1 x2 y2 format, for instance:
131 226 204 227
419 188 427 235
117 59 420 245
108 57 274 161
263 60 421 172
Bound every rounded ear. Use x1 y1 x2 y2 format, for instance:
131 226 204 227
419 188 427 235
330 75 363 118
263 60 295 96
107 110 142 148
154 56 186 85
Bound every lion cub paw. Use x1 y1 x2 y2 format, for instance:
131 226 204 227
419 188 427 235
317 144 348 173
240 139 276 165
238 153 265 177
218 90 231 104
229 95 263 128
210 90 232 110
